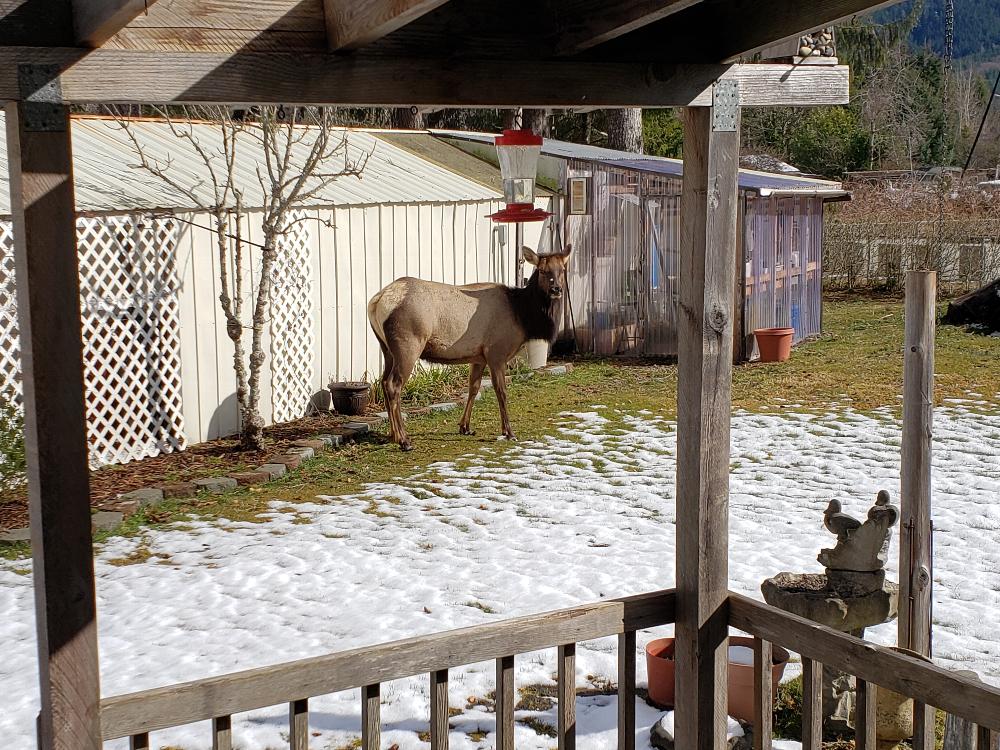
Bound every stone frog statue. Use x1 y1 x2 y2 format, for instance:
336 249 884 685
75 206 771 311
818 490 899 572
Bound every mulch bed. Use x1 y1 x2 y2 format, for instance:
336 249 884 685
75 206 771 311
0 411 381 532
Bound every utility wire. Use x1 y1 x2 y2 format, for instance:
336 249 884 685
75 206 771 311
962 71 1000 177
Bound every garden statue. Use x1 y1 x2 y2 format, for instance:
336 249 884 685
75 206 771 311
761 490 900 732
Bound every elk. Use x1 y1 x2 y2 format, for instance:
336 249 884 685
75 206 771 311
368 246 571 451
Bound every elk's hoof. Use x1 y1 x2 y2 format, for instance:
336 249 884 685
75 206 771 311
503 432 517 441
459 425 475 435
400 440 414 452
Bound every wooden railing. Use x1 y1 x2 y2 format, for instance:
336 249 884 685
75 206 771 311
100 589 677 749
102 588 1000 750
728 594 1000 750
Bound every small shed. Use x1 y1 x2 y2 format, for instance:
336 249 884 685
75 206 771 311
438 132 848 361
0 117 549 464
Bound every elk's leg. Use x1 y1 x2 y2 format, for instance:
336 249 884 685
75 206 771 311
487 356 515 440
385 344 420 451
459 362 486 436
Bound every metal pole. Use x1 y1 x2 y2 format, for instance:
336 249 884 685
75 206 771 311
962 71 1000 177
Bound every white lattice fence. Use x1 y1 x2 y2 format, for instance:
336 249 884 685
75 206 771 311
0 223 18 404
0 216 187 466
268 213 315 424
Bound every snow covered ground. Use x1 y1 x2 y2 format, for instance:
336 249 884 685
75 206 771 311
2 401 1000 750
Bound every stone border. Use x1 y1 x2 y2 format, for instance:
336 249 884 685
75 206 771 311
1 363 575 544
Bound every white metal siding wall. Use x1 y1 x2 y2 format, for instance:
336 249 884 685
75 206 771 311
176 198 536 443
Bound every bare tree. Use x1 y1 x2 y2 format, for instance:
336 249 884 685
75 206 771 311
113 106 367 450
606 108 644 153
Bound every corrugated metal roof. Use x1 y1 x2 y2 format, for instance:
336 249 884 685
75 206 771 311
433 129 848 196
0 116 500 216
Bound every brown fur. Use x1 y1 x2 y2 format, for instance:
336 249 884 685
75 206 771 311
368 246 571 450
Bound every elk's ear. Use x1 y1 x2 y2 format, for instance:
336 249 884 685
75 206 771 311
560 244 573 259
521 246 540 265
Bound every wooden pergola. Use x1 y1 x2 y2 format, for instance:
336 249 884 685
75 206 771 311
6 2 1000 750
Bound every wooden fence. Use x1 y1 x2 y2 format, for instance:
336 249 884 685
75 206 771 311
98 588 1000 750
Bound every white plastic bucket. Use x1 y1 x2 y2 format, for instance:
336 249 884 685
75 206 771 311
524 339 549 369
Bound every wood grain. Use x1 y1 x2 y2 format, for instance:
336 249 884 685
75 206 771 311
554 0 700 54
617 632 636 750
674 99 740 750
289 698 308 750
6 100 102 750
855 679 877 750
101 590 675 739
913 701 934 750
213 715 232 750
430 669 448 750
73 0 159 46
801 658 822 750
729 594 1000 730
495 657 514 750
900 270 936 656
753 638 772 750
363 684 380 750
0 50 851 107
558 644 576 750
324 0 449 50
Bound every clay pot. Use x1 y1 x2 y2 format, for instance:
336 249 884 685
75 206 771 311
754 327 795 362
645 636 790 723
329 381 371 416
875 647 932 750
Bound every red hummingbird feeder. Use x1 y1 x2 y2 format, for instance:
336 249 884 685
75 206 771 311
489 129 552 223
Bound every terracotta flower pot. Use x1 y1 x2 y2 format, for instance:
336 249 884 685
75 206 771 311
754 327 795 363
328 381 371 416
645 636 789 723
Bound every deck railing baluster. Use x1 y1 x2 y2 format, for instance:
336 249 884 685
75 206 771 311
977 725 998 750
913 701 934 750
617 632 635 750
289 698 308 750
855 679 877 750
496 656 515 750
752 638 772 750
213 715 232 750
430 669 449 750
363 683 381 750
802 658 822 750
558 643 577 750
129 733 150 750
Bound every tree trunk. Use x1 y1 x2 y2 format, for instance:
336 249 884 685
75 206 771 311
522 108 549 136
606 108 644 153
501 108 521 130
390 107 425 129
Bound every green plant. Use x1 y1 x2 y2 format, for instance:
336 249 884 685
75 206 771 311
772 675 803 740
0 386 26 494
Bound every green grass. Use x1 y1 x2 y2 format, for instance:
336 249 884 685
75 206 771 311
2 298 998 562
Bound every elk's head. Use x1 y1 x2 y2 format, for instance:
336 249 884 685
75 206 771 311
522 245 572 301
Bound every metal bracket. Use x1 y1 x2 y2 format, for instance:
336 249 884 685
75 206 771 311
17 65 65 132
712 79 740 132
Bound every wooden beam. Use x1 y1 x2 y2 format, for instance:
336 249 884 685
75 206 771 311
674 92 741 750
101 589 677 739
729 594 1000 732
73 0 159 47
5 89 100 749
555 0 701 55
323 0 449 51
588 0 903 63
900 270 936 657
0 49 852 106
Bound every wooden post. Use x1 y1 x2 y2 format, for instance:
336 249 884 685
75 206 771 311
675 84 741 750
5 75 100 750
899 270 935 657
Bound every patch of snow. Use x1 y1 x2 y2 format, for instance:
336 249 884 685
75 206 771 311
1 406 1000 749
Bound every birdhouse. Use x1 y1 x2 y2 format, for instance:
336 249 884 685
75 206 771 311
489 129 552 223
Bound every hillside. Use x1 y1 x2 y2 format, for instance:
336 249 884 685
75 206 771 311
874 0 1000 67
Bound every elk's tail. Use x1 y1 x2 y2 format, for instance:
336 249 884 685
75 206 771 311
367 287 389 346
